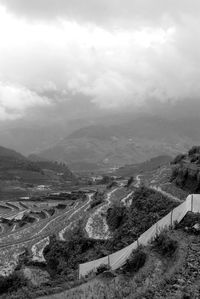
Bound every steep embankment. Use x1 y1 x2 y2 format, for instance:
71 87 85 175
171 146 200 193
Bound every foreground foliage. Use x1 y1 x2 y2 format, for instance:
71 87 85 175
153 231 178 257
0 272 27 296
121 247 146 274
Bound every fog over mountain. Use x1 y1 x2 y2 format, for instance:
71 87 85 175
0 0 200 164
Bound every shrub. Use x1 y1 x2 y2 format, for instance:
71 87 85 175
96 264 111 275
0 271 27 295
153 231 178 257
122 248 146 274
171 154 186 164
191 156 198 163
106 205 126 231
188 146 200 156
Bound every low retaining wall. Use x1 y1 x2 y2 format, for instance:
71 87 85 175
79 194 198 278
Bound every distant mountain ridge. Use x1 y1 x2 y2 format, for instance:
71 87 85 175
0 145 24 159
0 145 75 183
35 116 199 171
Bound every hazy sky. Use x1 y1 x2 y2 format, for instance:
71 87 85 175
0 0 200 121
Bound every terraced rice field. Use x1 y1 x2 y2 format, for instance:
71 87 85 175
0 192 96 276
0 181 134 277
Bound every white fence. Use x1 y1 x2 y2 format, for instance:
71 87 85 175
79 194 199 278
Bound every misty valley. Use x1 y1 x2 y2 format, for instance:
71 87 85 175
1 0 200 298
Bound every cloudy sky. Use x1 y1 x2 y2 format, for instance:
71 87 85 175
0 0 200 121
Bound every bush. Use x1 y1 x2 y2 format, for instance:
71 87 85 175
153 231 178 257
188 146 200 156
122 248 146 274
106 205 126 231
0 271 27 295
96 264 111 275
171 154 185 164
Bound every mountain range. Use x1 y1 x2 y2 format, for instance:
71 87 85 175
34 115 200 172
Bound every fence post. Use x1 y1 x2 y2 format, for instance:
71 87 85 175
191 194 194 212
170 210 173 227
108 255 110 268
78 264 80 280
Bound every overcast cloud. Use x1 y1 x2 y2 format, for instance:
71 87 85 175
0 0 199 120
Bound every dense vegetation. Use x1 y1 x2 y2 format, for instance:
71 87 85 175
106 205 126 231
171 146 200 192
0 272 26 296
121 247 146 274
106 186 179 251
43 227 107 280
